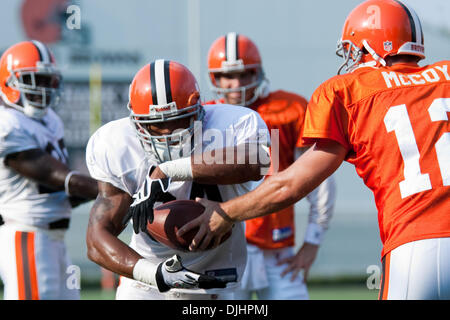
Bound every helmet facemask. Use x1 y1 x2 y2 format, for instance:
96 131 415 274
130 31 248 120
129 102 205 163
4 61 62 119
208 61 266 106
336 39 363 74
336 39 388 75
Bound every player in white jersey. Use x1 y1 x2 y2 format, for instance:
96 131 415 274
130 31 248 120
85 60 270 300
0 41 98 300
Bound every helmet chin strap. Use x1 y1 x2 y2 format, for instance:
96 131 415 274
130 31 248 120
338 40 387 74
362 40 387 67
23 103 47 119
0 91 47 119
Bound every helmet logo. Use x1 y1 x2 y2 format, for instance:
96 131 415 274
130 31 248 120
366 5 381 29
384 41 393 52
149 102 178 116
221 59 245 72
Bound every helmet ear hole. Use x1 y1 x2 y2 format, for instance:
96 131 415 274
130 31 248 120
187 92 200 106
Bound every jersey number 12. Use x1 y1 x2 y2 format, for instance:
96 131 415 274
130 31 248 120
384 98 449 198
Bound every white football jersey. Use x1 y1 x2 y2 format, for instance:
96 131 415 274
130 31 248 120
86 104 269 293
0 105 71 227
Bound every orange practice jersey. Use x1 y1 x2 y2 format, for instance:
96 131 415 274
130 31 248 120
303 62 450 257
206 90 309 249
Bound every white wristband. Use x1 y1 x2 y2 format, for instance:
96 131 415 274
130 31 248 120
158 157 193 181
304 223 325 245
64 171 80 197
132 259 158 286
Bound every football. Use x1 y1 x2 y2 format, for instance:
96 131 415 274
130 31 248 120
147 200 231 251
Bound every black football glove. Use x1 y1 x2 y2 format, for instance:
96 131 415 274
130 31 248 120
155 254 230 292
123 175 175 234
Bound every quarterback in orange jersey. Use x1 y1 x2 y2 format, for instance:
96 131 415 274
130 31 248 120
180 0 450 300
205 32 336 300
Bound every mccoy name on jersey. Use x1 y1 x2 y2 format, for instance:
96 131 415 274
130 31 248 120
0 105 71 227
86 104 269 293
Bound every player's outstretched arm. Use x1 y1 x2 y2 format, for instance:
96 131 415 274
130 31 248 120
178 139 347 251
192 144 269 184
5 148 98 200
152 143 269 184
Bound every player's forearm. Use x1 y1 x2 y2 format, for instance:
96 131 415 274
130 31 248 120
192 162 262 184
67 173 99 199
223 141 346 222
306 174 336 227
158 144 268 184
86 194 141 278
87 225 141 278
303 174 336 244
6 148 69 189
223 164 309 221
6 148 98 199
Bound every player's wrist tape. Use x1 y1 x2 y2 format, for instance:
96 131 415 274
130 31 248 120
64 171 80 197
159 157 193 181
304 222 324 245
132 258 158 287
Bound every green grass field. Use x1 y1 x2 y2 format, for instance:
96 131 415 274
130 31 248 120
308 284 378 300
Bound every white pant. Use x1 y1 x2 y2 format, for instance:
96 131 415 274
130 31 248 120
0 224 79 300
116 276 235 300
380 237 450 300
234 244 309 300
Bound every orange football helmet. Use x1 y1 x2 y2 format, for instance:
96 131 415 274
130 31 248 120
128 59 204 162
336 0 425 74
207 32 266 106
0 40 62 119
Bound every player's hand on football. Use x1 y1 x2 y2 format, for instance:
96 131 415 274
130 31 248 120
277 242 319 282
156 254 230 292
177 197 234 251
123 172 174 233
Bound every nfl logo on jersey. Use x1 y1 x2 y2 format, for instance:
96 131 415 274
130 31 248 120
383 41 393 52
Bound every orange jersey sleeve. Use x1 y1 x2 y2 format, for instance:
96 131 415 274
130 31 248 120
303 62 450 257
